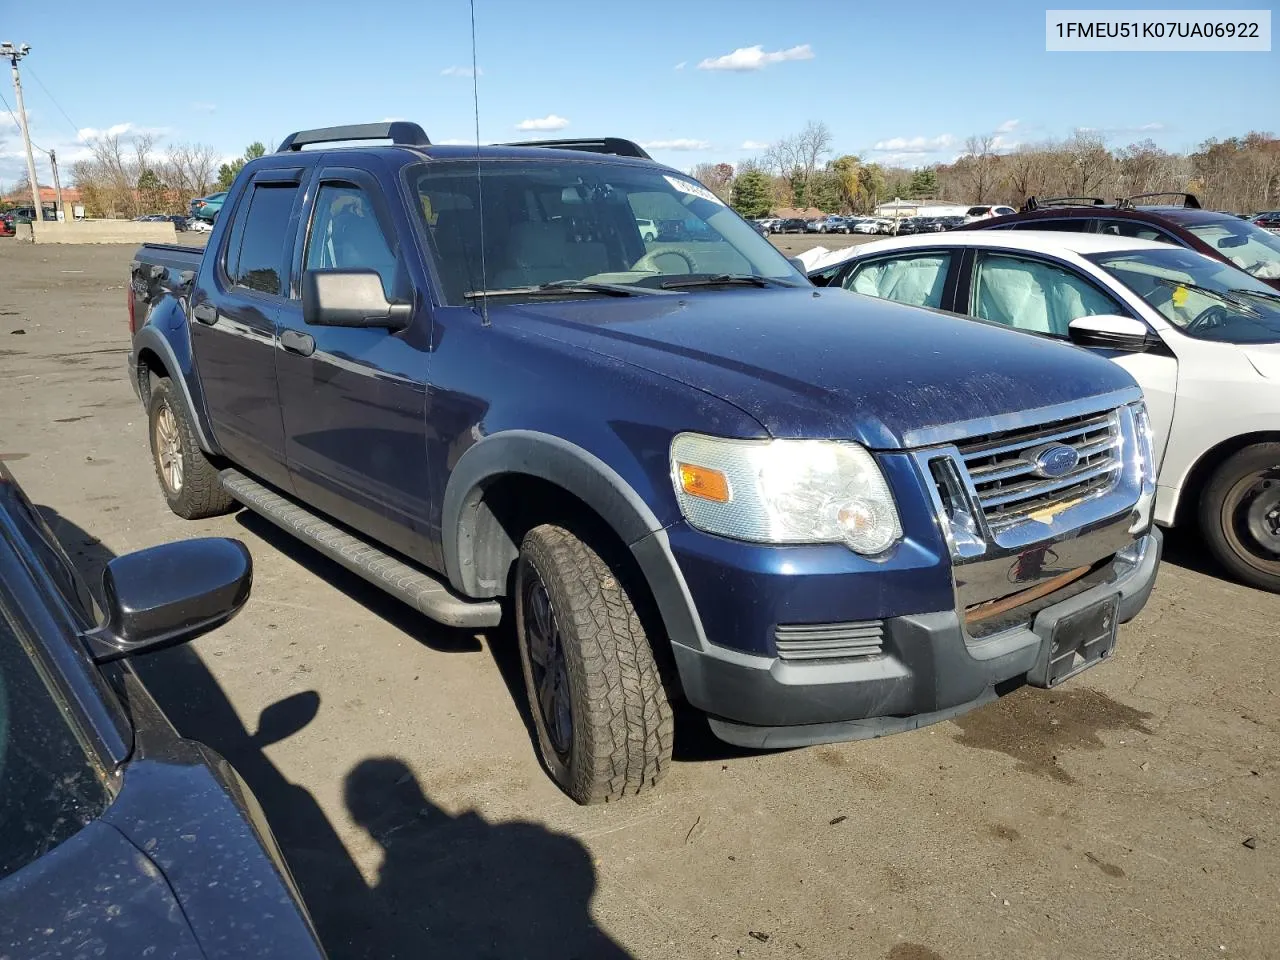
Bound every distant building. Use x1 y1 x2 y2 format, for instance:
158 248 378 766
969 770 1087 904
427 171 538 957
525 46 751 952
875 198 969 218
3 183 82 208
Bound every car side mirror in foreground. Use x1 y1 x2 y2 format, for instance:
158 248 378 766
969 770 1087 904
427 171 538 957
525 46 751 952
303 268 412 330
1068 314 1154 353
83 538 252 663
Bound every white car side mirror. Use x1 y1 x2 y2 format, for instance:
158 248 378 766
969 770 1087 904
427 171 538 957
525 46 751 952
1068 314 1153 352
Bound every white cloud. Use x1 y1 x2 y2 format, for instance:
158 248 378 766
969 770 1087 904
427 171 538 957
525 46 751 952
996 118 1020 133
697 43 814 72
674 61 687 71
870 133 956 154
76 122 135 142
640 138 711 151
740 139 770 150
191 102 217 114
991 134 1021 152
441 65 483 77
516 114 569 131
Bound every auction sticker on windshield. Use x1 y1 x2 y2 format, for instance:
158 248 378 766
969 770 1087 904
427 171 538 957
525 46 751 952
665 175 726 206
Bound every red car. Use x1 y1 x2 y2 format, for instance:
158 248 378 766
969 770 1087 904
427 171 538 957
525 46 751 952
961 193 1280 290
1253 211 1280 232
0 213 14 238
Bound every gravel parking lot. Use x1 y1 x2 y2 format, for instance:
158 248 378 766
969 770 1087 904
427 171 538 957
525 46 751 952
1 240 1277 960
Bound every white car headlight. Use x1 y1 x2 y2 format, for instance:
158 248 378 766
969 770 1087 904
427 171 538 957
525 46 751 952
669 434 903 555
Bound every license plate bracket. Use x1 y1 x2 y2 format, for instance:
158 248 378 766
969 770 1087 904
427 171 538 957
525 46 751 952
1034 594 1120 687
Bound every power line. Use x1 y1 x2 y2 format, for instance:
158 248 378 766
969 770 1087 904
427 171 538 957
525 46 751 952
24 65 79 137
0 85 48 154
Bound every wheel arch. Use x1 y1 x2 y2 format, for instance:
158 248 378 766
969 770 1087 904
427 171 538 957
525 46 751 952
132 326 221 456
1170 431 1280 528
442 431 709 654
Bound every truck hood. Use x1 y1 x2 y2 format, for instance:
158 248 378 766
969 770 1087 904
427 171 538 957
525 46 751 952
502 287 1138 449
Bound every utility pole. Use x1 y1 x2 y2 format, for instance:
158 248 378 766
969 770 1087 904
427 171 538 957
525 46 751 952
1 42 41 225
48 149 64 221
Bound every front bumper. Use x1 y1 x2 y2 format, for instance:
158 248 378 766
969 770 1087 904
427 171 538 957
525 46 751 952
673 528 1161 749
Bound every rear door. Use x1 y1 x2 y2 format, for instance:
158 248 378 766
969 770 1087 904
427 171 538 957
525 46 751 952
275 164 436 566
190 169 302 490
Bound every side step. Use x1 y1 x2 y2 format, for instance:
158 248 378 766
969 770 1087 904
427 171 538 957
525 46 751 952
220 469 501 630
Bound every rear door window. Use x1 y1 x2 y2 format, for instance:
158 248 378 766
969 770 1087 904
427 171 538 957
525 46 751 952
1013 217 1092 233
845 252 953 309
1096 219 1177 243
225 183 300 296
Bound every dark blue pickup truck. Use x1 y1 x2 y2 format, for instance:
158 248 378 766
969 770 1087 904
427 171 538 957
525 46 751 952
128 122 1162 803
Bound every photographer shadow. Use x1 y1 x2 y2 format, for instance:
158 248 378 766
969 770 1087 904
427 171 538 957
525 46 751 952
42 506 629 959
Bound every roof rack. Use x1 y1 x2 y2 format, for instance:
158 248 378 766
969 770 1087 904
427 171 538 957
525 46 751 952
498 137 652 160
1118 192 1201 210
276 121 431 153
1021 196 1108 212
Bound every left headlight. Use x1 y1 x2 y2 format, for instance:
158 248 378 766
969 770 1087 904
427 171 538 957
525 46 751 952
669 434 903 555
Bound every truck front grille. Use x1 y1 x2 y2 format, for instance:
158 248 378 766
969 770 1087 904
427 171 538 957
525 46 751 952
951 409 1122 530
774 621 884 661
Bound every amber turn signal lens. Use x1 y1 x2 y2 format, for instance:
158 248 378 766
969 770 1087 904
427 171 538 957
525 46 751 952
677 463 731 503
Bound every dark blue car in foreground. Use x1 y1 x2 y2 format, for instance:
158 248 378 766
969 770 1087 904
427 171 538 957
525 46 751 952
128 122 1160 805
0 463 324 958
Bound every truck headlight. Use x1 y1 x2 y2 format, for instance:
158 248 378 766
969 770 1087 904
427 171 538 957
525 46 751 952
1128 401 1156 534
670 434 903 555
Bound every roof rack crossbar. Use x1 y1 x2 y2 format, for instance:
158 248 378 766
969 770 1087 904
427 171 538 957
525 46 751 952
1118 192 1201 210
1021 196 1107 212
276 122 431 153
498 137 652 160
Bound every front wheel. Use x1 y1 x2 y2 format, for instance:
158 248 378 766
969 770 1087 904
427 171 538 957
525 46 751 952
1200 443 1280 592
514 524 674 804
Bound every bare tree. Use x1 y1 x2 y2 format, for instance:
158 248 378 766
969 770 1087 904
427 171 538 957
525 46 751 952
162 142 221 201
961 134 999 202
1062 130 1112 197
1003 143 1049 204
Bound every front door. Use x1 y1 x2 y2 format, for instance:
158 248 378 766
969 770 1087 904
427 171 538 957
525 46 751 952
275 167 436 567
190 173 301 490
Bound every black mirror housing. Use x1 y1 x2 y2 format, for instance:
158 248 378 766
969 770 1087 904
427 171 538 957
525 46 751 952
302 269 411 329
84 538 252 663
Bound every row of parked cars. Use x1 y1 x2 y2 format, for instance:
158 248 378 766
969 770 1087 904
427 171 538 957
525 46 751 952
133 213 213 232
756 207 1019 237
2 124 1275 956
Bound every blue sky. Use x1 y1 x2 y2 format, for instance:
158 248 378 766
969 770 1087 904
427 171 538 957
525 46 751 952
1 0 1276 188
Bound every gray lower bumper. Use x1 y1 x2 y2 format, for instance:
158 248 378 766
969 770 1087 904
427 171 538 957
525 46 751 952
674 528 1162 749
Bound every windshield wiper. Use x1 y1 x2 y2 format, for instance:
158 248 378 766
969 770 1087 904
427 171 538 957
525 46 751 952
659 274 794 290
1231 287 1280 304
1152 277 1261 315
464 280 652 300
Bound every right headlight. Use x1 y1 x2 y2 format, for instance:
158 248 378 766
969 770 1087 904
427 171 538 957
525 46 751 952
669 434 903 555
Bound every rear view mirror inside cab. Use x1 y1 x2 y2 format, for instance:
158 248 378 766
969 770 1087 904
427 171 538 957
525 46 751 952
1218 235 1248 249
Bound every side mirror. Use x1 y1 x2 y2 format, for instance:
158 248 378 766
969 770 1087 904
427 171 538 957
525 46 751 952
787 256 808 274
84 538 252 663
1068 314 1154 352
302 269 412 330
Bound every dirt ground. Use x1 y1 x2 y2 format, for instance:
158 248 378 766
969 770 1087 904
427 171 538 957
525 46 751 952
1 240 1276 960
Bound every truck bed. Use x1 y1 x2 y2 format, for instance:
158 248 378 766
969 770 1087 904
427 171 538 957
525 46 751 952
134 242 204 276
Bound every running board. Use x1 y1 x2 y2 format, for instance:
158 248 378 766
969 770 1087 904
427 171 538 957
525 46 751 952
219 469 501 629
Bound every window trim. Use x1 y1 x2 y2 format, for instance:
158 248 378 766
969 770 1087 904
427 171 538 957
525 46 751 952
963 247 1134 338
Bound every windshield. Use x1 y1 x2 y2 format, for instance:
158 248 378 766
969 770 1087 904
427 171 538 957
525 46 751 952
407 159 806 304
1184 218 1280 280
1089 246 1280 343
0 598 110 879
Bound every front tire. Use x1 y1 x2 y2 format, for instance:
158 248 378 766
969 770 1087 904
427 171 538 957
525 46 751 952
514 524 674 804
1200 443 1280 592
148 378 235 520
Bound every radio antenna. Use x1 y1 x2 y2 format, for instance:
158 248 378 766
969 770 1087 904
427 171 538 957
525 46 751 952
469 0 490 325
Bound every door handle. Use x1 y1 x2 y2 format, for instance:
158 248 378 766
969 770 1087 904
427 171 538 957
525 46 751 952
192 303 217 325
280 328 316 357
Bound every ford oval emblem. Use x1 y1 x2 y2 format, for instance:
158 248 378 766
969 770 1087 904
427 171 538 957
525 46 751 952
1031 443 1080 479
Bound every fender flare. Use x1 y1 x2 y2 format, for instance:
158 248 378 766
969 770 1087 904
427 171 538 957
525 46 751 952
442 430 709 653
132 326 221 456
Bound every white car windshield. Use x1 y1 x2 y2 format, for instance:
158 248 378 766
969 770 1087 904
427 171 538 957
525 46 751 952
408 159 806 304
1185 218 1280 280
1090 247 1280 343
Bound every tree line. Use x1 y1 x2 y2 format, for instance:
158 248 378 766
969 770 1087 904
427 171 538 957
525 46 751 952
709 123 1280 219
65 138 266 218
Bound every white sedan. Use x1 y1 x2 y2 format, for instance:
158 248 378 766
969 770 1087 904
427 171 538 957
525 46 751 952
809 231 1280 592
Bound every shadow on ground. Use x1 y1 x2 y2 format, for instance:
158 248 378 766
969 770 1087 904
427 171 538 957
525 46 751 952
43 506 630 960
